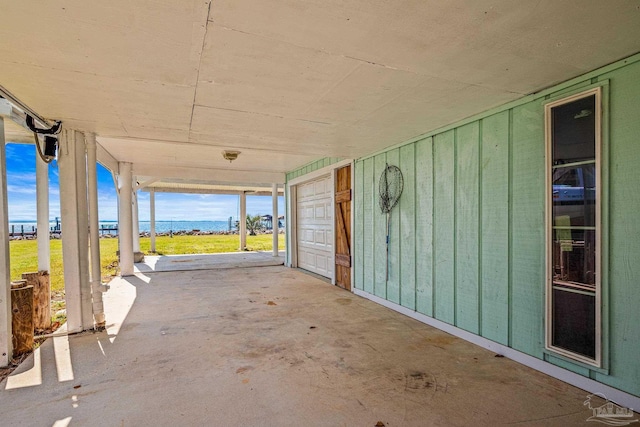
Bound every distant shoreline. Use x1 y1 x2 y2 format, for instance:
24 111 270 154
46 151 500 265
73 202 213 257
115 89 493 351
8 220 240 234
10 229 284 241
8 220 284 240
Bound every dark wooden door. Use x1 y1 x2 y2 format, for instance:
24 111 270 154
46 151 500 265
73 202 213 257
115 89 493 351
335 165 351 290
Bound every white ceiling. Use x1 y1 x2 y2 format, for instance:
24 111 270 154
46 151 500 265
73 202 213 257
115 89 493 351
1 1 639 184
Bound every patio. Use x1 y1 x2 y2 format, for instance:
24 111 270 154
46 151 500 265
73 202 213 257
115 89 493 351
1 265 601 426
134 251 286 273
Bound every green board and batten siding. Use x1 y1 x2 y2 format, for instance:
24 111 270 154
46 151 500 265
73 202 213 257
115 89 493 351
353 56 640 398
593 62 640 394
285 157 344 182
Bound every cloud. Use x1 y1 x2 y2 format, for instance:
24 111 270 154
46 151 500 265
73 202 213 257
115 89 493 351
7 171 36 182
5 144 34 168
7 184 36 195
8 199 37 220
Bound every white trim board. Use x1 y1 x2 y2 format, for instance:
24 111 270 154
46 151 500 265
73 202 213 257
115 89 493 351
544 87 603 368
352 288 640 411
349 161 355 291
330 169 336 285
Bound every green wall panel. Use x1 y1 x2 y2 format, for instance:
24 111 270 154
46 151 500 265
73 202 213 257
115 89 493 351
480 112 510 345
415 138 434 316
374 154 388 298
455 122 480 334
593 62 640 396
546 354 591 377
399 144 416 310
286 157 344 181
362 158 375 294
510 102 545 357
354 160 365 290
386 148 401 305
433 131 455 324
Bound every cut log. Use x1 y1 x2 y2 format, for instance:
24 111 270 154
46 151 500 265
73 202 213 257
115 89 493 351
22 271 51 331
11 282 34 355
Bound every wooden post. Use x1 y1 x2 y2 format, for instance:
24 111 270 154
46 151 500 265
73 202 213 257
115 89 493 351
11 281 33 355
21 271 51 331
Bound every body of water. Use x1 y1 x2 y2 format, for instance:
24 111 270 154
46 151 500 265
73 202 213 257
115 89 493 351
135 220 234 233
9 220 237 234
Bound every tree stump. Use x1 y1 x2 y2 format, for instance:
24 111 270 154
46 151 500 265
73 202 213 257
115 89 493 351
22 271 51 332
11 281 34 355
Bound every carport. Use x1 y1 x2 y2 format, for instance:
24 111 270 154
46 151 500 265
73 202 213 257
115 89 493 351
1 0 640 418
1 266 598 426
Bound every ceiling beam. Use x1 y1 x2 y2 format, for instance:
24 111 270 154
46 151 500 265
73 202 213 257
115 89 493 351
132 163 285 185
139 187 284 196
136 177 160 190
96 142 118 173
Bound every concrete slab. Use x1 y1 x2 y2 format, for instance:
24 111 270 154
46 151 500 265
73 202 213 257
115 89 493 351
0 266 611 426
134 250 285 273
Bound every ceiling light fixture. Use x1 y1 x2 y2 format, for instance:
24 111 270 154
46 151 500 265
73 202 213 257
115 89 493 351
222 150 241 163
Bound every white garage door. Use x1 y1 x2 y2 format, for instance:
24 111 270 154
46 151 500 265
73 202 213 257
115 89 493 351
296 174 333 278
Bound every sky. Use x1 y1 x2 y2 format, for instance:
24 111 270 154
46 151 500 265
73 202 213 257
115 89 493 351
5 143 283 222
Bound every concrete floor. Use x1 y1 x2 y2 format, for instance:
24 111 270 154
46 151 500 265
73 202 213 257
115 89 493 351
1 266 603 426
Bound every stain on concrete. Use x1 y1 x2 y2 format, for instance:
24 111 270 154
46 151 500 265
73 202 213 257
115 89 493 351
333 339 352 349
406 371 435 390
423 334 458 348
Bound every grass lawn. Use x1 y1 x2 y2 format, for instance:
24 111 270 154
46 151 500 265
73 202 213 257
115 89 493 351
10 233 285 294
140 233 284 255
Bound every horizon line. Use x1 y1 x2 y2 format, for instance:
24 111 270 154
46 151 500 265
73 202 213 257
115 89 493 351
8 218 283 223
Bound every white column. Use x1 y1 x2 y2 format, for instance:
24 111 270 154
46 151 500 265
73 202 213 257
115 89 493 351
149 189 156 253
272 183 278 257
132 184 140 254
118 162 134 276
59 130 93 330
0 117 13 366
85 133 105 326
239 191 246 251
36 144 50 272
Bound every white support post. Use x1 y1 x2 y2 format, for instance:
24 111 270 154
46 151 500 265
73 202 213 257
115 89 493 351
132 184 140 254
85 133 105 327
118 162 134 276
0 117 12 366
239 191 246 251
36 142 50 272
58 130 93 330
150 189 156 253
272 183 278 257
